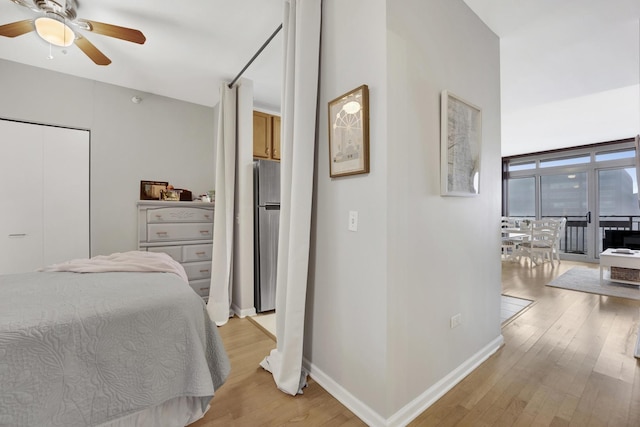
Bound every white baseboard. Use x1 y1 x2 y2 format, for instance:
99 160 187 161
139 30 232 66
304 334 504 427
386 334 504 426
302 358 387 427
231 304 256 318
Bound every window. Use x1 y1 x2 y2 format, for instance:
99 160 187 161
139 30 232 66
507 177 535 217
539 155 590 168
508 161 535 172
503 138 638 262
595 149 635 162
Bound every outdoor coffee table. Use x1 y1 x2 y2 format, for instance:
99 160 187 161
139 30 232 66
599 248 640 286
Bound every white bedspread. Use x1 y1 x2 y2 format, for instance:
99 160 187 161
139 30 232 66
0 270 229 427
39 251 189 283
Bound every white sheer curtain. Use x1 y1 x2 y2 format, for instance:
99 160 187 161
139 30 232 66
259 0 322 395
207 83 237 326
635 135 640 208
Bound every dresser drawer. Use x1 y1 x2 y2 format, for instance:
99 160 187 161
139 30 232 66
147 223 212 242
147 207 213 223
182 261 212 281
183 244 213 262
189 279 210 298
145 245 183 262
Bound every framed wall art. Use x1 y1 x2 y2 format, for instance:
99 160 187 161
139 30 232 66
328 84 370 177
140 180 168 200
440 90 482 196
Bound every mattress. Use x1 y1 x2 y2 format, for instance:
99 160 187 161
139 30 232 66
0 269 230 427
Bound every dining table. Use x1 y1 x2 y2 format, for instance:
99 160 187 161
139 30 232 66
501 227 529 261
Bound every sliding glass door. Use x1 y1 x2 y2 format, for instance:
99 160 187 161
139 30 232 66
540 171 592 260
503 139 638 264
597 166 640 254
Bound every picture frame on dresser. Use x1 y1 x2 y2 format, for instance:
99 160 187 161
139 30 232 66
140 180 168 200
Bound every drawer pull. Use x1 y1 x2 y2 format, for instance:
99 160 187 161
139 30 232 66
195 251 206 255
156 231 168 236
199 287 208 291
199 230 210 235
8 233 27 237
155 214 163 218
199 269 210 273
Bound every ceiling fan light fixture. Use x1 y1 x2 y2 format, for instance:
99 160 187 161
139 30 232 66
34 16 75 47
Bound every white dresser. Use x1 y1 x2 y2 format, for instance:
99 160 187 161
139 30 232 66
138 201 214 300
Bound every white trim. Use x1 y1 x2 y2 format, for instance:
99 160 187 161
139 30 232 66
303 334 504 427
386 335 504 426
302 357 387 427
231 304 256 318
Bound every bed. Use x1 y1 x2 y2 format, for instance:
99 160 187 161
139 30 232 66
0 251 230 427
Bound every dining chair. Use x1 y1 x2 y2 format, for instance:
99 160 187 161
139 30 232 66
516 218 561 267
501 217 521 260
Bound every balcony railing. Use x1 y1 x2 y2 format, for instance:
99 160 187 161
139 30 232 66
505 215 640 256
555 215 640 255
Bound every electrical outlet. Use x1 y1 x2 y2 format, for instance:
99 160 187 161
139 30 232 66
348 211 358 232
450 313 462 329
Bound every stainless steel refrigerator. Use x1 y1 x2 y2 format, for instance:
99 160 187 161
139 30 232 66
253 159 280 312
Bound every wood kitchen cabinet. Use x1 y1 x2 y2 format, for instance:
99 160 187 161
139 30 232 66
253 111 281 161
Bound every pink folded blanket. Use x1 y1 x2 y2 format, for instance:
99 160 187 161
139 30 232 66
40 250 189 283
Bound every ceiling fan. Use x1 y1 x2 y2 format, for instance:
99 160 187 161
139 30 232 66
0 0 145 65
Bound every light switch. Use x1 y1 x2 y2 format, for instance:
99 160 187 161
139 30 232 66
348 211 358 232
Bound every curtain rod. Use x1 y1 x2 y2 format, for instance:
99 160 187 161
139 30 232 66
228 23 283 89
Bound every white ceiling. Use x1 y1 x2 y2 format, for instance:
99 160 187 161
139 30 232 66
0 0 283 109
464 0 640 113
1 1 639 155
464 0 640 155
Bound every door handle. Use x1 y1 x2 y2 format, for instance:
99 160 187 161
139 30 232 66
587 211 591 224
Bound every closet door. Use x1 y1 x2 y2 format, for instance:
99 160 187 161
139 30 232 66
0 120 45 273
0 120 89 274
43 126 90 265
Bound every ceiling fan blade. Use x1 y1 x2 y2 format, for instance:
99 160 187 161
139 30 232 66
74 35 111 66
77 19 146 45
0 19 34 38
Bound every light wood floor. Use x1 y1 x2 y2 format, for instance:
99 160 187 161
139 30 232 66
189 315 365 426
192 259 640 426
412 260 640 426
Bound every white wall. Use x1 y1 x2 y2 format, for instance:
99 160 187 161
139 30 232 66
502 84 640 156
500 16 640 156
0 59 216 257
386 0 502 419
306 0 390 418
307 0 502 424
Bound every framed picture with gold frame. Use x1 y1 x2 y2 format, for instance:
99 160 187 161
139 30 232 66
328 84 370 177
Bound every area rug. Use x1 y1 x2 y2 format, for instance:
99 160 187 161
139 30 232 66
546 267 640 300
